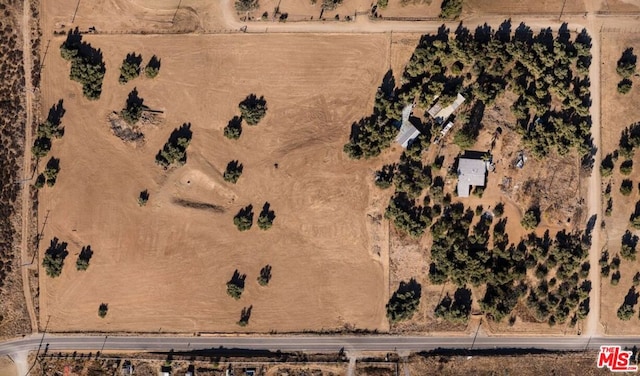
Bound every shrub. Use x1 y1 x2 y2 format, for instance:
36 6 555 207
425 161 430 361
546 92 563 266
377 0 388 8
223 160 243 184
234 205 254 231
144 55 161 78
239 94 267 125
44 157 60 187
120 88 146 124
98 303 108 318
156 124 192 168
617 303 634 320
521 208 540 230
237 306 252 326
618 79 633 94
224 116 242 140
493 202 504 217
226 270 246 299
322 0 343 10
118 52 142 84
138 190 149 206
235 0 259 11
257 265 272 286
620 160 633 175
257 202 275 230
616 48 637 79
621 179 633 196
611 271 621 285
76 245 93 271
386 279 421 323
439 0 463 19
42 238 68 278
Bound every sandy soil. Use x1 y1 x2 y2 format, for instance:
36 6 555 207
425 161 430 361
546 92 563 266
36 32 410 333
0 356 18 376
464 0 587 15
598 31 640 335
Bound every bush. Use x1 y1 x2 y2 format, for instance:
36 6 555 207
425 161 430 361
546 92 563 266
611 271 621 285
118 52 142 84
257 202 275 230
239 94 267 125
144 55 161 78
235 0 259 11
493 202 505 217
120 88 146 124
42 238 68 278
98 303 108 318
156 124 192 168
618 303 634 320
521 208 540 230
234 205 254 231
223 160 243 184
620 160 633 175
377 0 388 8
257 265 272 286
226 270 246 299
618 79 633 94
76 245 93 271
616 48 637 79
44 157 60 187
224 116 242 140
439 0 463 19
138 190 149 206
386 279 422 323
34 174 45 189
621 179 633 196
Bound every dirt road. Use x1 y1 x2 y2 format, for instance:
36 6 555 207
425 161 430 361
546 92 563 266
20 0 37 333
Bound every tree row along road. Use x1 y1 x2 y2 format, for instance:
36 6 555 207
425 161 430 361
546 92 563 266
0 334 638 355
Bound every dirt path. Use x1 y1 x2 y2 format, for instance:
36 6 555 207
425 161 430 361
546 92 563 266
584 3 604 337
20 0 37 333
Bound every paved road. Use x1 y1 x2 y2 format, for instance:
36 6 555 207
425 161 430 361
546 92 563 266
2 334 640 355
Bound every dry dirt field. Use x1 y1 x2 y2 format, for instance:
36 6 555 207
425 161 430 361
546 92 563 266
598 31 640 335
33 29 436 332
463 0 586 15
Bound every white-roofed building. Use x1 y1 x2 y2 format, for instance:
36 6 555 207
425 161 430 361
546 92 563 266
395 103 421 148
457 157 487 197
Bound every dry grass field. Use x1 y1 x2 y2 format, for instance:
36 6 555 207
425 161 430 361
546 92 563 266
598 31 640 335
34 30 428 333
463 0 586 15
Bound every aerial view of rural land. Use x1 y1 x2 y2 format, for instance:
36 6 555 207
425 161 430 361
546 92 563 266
3 0 640 375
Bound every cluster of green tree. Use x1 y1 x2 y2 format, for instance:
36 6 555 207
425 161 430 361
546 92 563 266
227 270 246 300
239 94 268 125
235 0 259 11
120 88 147 124
42 237 69 278
520 207 540 230
32 100 66 159
344 73 403 159
76 245 93 271
439 0 463 19
60 28 105 100
453 101 484 149
386 279 421 323
605 183 613 216
621 179 634 196
118 52 142 84
223 160 243 183
237 305 252 326
616 48 636 94
234 202 275 231
224 116 243 140
35 157 60 189
617 287 639 320
599 250 622 285
618 122 640 159
319 0 343 10
397 22 593 159
434 287 472 324
155 123 192 168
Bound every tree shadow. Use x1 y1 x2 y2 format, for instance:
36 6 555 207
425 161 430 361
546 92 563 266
47 99 66 127
235 204 254 223
147 54 161 70
380 69 396 98
514 22 533 44
226 160 243 174
124 52 143 67
46 156 60 171
259 202 276 222
575 28 592 48
228 269 247 290
473 23 492 45
583 214 597 245
495 19 511 43
78 245 93 263
168 123 193 145
45 237 68 259
139 189 149 202
125 87 145 111
624 287 639 307
557 23 571 45
619 47 637 69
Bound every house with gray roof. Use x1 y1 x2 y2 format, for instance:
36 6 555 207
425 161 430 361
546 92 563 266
457 156 487 197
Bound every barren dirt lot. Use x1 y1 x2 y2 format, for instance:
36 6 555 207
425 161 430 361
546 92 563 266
463 0 586 15
599 31 640 335
36 33 410 333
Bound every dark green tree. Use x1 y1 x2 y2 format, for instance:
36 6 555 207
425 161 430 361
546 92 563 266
76 245 93 271
118 52 142 84
386 279 422 323
257 202 275 230
42 238 68 278
227 270 246 300
238 94 268 125
234 205 254 231
223 160 243 183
